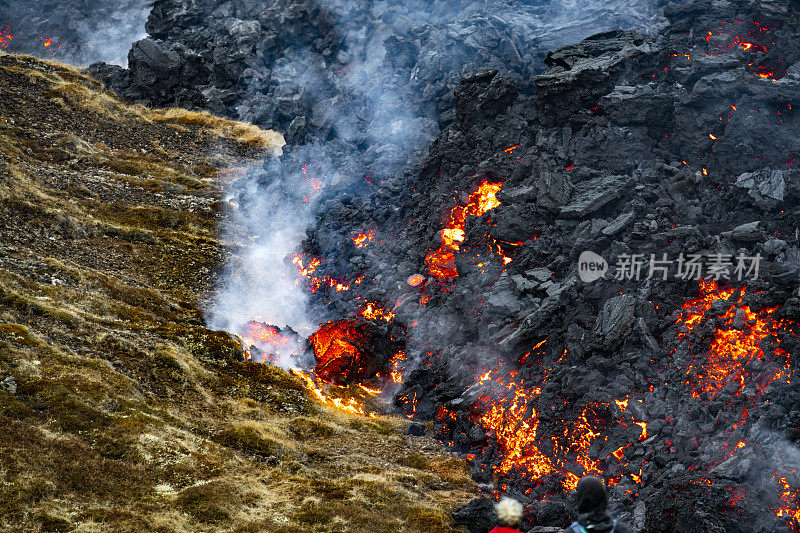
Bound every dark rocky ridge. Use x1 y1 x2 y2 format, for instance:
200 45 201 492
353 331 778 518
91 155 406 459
87 0 673 142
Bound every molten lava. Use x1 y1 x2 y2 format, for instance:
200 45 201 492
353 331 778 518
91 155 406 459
776 474 800 522
407 273 425 287
292 370 379 418
425 180 502 279
292 253 356 293
243 321 290 349
675 281 790 398
388 351 405 384
310 319 376 385
425 249 458 279
352 229 376 248
0 27 12 48
358 301 395 322
473 363 644 491
301 162 323 202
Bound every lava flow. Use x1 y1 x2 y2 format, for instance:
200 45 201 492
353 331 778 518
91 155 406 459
292 253 357 293
675 280 792 398
310 319 377 386
425 180 502 279
358 301 395 322
352 229 376 248
0 27 12 48
460 361 647 492
291 369 380 418
240 320 295 363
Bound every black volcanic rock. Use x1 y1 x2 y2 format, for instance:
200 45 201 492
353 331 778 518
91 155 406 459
72 0 800 530
300 2 800 531
85 0 673 138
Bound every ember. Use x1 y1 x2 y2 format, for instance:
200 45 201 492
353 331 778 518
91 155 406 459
301 162 323 202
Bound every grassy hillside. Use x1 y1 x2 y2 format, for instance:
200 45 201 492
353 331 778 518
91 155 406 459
0 51 475 532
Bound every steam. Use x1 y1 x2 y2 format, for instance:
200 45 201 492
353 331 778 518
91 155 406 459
1 0 149 66
72 3 150 66
206 0 676 364
208 159 315 338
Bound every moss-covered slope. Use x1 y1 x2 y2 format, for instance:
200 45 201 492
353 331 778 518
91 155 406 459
0 51 475 532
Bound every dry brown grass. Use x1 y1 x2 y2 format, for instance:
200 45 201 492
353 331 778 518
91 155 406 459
149 108 286 152
0 51 475 532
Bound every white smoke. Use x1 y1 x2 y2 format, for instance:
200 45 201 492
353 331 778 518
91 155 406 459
2 0 150 67
206 0 677 363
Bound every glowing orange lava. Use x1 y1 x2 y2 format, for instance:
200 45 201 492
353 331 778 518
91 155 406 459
775 474 800 522
388 351 406 384
292 253 356 293
0 27 12 48
310 320 375 385
352 229 375 248
292 370 378 418
243 321 290 349
407 273 425 287
475 365 643 491
675 281 790 398
301 163 323 202
425 180 502 279
358 301 395 322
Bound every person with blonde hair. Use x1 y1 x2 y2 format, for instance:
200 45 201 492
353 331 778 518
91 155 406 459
490 496 525 533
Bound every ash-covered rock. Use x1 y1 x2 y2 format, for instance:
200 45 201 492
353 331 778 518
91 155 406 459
85 0 673 139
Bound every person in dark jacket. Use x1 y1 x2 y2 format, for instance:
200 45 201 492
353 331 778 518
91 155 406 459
563 476 633 533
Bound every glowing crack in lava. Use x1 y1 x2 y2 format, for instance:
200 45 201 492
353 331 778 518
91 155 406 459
310 319 376 386
675 280 792 398
358 301 395 322
300 162 325 202
776 474 800 522
473 364 646 491
425 180 502 279
674 281 800 522
352 229 375 248
292 253 356 293
678 20 783 81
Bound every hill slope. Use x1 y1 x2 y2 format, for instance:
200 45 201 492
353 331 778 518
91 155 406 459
0 51 475 532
